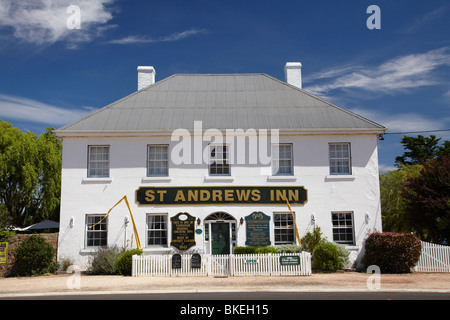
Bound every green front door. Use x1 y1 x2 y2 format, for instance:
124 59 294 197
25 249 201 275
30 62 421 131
211 223 230 255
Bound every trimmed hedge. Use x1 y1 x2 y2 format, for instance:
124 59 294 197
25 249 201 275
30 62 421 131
13 235 58 276
117 248 143 276
363 232 421 273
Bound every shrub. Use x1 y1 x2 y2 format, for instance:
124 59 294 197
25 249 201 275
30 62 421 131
13 235 58 276
255 246 277 254
90 247 121 275
312 242 340 271
117 248 143 276
273 244 302 253
363 232 421 273
234 246 276 254
234 246 257 254
335 243 350 269
301 226 326 254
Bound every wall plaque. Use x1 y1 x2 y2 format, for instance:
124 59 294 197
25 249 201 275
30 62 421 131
172 254 181 269
245 211 271 247
191 253 202 269
170 212 196 251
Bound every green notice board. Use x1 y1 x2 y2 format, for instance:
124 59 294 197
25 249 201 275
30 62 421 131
245 211 271 247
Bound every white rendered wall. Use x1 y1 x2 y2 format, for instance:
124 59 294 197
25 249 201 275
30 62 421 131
57 133 382 270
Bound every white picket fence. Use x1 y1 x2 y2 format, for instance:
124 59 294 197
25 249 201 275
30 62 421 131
132 252 311 277
414 241 450 273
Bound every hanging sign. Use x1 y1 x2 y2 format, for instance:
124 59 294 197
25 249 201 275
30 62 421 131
170 212 196 251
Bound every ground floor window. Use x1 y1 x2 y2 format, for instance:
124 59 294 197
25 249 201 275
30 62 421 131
331 211 355 245
86 215 108 247
147 214 168 246
274 212 295 245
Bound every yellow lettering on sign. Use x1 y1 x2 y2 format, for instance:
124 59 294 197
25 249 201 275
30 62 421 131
236 189 251 201
188 190 198 201
276 190 286 202
174 190 186 202
145 189 155 202
251 189 261 201
224 189 234 201
212 190 222 202
157 190 167 202
200 190 210 201
288 189 299 202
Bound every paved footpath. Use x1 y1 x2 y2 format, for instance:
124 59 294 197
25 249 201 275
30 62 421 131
1 272 450 298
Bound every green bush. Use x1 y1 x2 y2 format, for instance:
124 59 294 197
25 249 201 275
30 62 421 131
234 246 277 254
273 244 302 253
312 242 340 271
13 235 58 276
335 243 350 269
255 246 277 254
117 248 143 276
234 246 257 254
301 226 326 254
363 232 421 273
90 248 121 275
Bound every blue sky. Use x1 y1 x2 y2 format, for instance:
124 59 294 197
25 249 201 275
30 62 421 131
0 0 449 171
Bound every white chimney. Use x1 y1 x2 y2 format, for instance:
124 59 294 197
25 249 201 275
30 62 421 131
137 66 156 91
284 62 302 89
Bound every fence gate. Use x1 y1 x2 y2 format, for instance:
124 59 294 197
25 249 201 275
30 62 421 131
415 241 450 273
210 254 230 276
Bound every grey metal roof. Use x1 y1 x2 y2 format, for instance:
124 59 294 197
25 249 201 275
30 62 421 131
56 74 386 133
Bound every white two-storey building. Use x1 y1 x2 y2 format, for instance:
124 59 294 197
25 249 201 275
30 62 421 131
55 62 386 269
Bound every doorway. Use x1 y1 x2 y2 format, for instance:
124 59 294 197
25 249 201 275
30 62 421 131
211 223 230 255
204 212 236 255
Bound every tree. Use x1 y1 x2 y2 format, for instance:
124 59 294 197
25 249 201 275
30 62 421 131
0 121 62 227
395 135 449 166
380 164 422 233
402 156 450 243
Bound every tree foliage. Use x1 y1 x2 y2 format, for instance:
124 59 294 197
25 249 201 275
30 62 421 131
0 121 62 227
395 135 450 166
402 156 450 243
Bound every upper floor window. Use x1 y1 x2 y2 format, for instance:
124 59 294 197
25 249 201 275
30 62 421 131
148 145 169 177
88 145 110 178
329 143 351 175
272 144 293 175
209 144 230 175
331 212 355 245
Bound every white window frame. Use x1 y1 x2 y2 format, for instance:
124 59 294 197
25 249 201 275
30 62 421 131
274 212 296 245
331 211 355 245
146 213 168 247
329 142 352 175
87 145 110 178
208 144 230 176
272 143 293 176
85 214 108 248
147 145 169 177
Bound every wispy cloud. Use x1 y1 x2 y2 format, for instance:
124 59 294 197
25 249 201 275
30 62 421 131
0 0 115 48
105 28 207 45
400 6 449 34
350 107 450 138
0 94 95 126
305 47 450 99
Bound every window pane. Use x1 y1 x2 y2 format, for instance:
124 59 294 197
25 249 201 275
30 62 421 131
272 144 293 176
209 144 230 175
88 146 110 178
148 145 169 176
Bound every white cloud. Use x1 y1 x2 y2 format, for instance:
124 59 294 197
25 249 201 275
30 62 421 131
0 94 94 126
305 47 450 98
105 28 207 45
0 0 115 48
